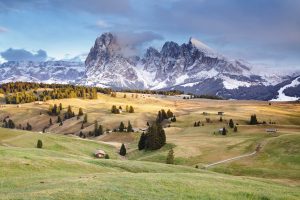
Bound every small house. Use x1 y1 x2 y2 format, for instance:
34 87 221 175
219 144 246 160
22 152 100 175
218 112 224 115
94 150 107 158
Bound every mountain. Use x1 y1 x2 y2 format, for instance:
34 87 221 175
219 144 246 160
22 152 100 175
0 32 299 101
0 60 84 84
84 32 299 100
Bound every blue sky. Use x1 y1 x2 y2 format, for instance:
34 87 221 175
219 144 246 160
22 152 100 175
0 0 299 69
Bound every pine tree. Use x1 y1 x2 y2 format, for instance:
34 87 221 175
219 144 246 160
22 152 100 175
161 109 168 120
127 121 133 132
138 132 147 150
26 122 32 130
147 121 150 126
219 117 223 122
81 122 84 129
145 123 166 150
166 148 174 164
119 143 126 156
78 107 83 116
250 114 258 125
171 116 176 122
98 125 103 136
194 122 197 127
222 127 227 135
37 139 43 148
229 119 234 128
49 118 53 125
83 114 88 123
79 131 83 137
129 106 134 113
57 115 62 123
94 120 98 135
167 109 174 118
234 126 238 132
119 122 125 132
59 103 63 111
156 111 163 123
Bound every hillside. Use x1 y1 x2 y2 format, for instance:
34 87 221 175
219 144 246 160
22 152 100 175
1 128 299 200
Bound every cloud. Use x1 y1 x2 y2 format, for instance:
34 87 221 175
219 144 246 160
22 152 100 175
112 31 164 57
0 0 131 14
0 26 8 33
1 48 48 62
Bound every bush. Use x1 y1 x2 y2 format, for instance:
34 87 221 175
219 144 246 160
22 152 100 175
166 148 174 164
37 139 43 148
104 154 110 159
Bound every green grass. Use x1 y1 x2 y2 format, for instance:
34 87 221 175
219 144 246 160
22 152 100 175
1 128 300 199
211 134 300 180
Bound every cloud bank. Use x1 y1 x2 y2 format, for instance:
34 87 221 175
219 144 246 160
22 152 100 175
1 48 48 62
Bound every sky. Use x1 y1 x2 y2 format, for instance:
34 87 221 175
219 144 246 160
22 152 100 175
0 0 299 69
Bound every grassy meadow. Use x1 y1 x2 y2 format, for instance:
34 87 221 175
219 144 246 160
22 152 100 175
0 92 300 199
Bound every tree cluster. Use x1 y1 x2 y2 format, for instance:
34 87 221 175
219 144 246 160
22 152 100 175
138 123 166 150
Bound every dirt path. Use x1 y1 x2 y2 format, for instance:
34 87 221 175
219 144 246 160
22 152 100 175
204 144 261 168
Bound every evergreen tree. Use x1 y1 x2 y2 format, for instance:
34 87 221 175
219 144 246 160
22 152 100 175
119 143 126 156
26 122 32 130
197 121 200 126
234 126 238 132
78 107 83 116
166 148 174 164
167 109 174 118
59 103 63 111
79 131 83 137
147 121 150 126
194 122 197 127
127 121 133 132
145 123 166 150
156 111 163 123
119 122 125 132
138 132 147 150
37 139 43 148
161 109 168 120
129 106 134 113
57 115 62 123
83 114 88 123
98 125 103 136
219 117 223 122
229 119 234 128
94 120 98 135
49 118 53 125
171 116 176 122
81 123 84 129
250 115 258 125
222 127 227 135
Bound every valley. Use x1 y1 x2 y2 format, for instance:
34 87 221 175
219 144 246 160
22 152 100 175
0 85 299 199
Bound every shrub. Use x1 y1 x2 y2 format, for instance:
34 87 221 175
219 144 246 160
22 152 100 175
166 148 174 164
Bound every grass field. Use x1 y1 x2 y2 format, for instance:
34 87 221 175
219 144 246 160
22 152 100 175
1 92 300 199
1 128 299 200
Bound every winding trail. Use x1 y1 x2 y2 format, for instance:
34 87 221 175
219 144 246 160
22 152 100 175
204 144 261 169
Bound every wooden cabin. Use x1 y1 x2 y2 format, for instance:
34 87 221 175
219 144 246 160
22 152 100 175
94 150 107 158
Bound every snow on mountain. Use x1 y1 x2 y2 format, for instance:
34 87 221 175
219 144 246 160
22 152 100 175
0 60 84 84
82 32 300 100
0 32 298 101
271 77 300 101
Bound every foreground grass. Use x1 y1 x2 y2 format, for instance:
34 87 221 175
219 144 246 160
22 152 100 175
0 128 300 199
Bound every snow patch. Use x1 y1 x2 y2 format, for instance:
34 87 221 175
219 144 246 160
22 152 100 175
271 77 300 101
